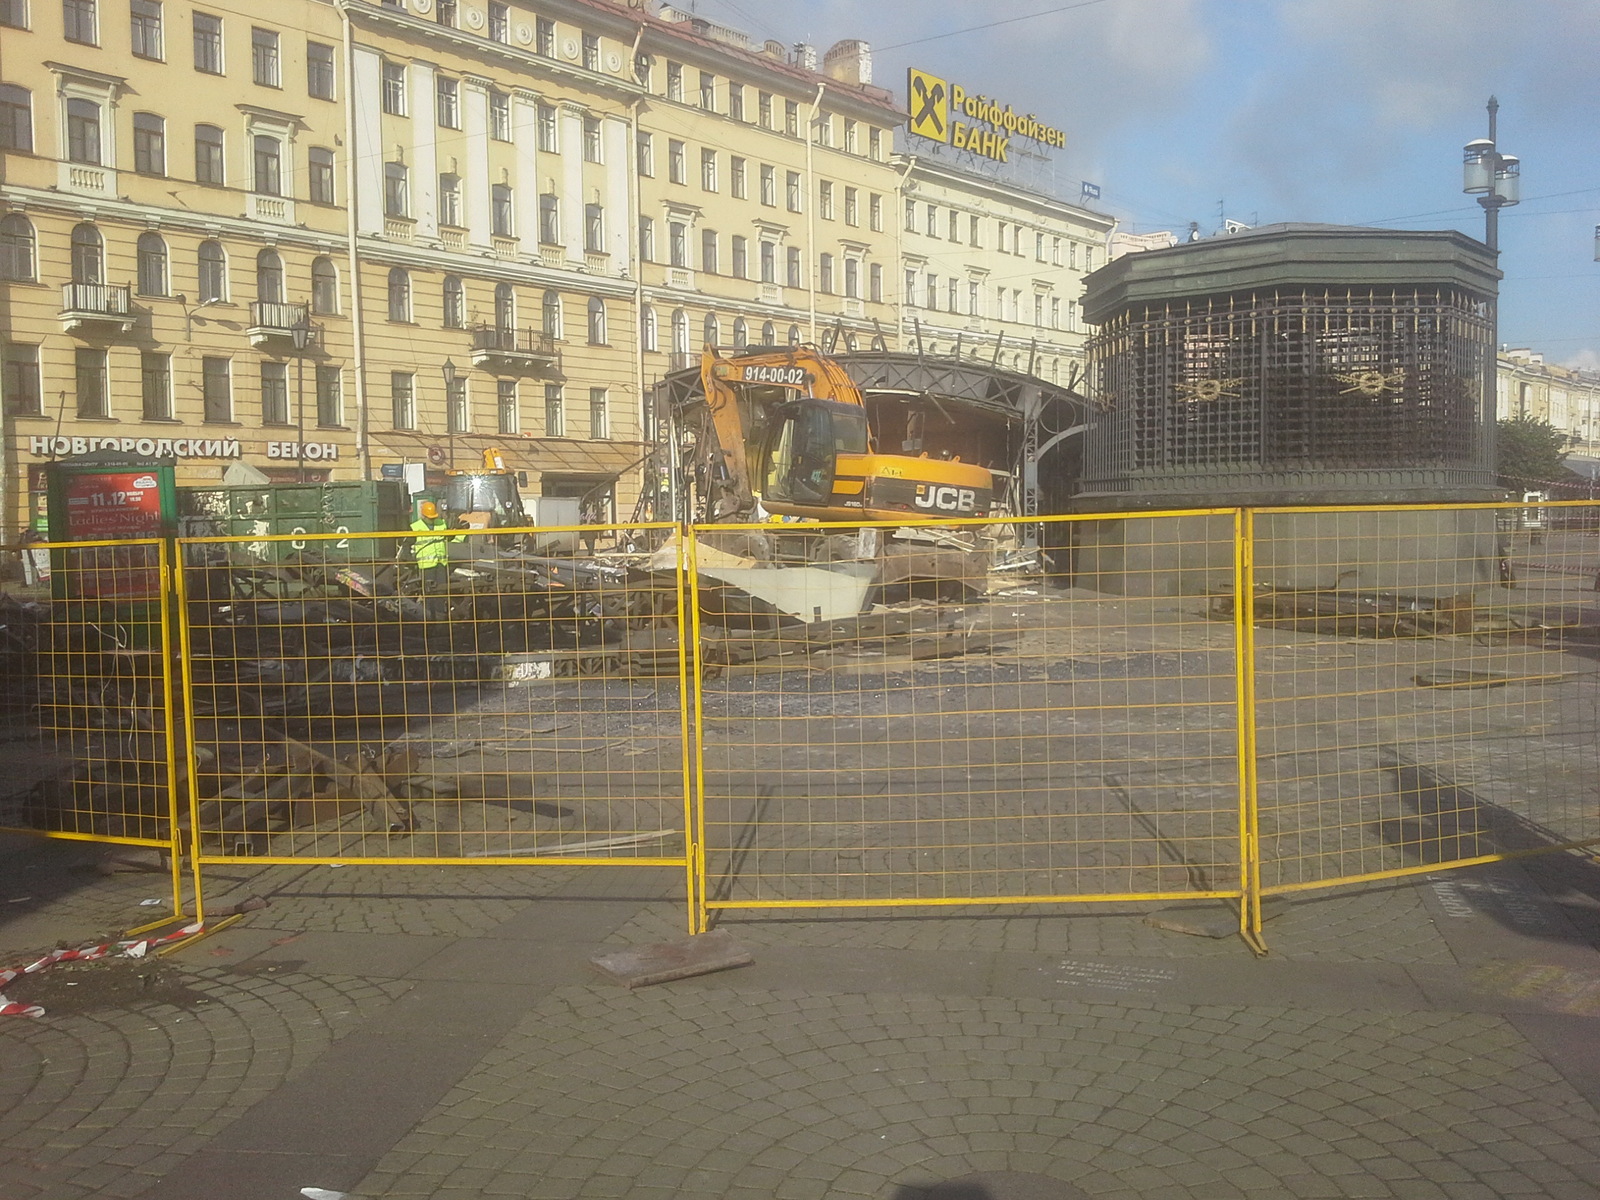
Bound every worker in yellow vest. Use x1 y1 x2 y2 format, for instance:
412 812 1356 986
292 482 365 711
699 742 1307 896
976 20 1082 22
409 500 463 591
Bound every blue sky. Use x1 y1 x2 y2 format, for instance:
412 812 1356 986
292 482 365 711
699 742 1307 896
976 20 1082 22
686 0 1600 368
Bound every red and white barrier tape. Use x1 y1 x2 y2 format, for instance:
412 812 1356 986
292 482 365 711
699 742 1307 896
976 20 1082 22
0 921 203 1017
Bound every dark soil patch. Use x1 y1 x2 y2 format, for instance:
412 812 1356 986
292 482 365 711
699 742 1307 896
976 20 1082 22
5 954 211 1015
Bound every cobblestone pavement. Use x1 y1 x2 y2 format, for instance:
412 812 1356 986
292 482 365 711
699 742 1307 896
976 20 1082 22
4 835 1600 1199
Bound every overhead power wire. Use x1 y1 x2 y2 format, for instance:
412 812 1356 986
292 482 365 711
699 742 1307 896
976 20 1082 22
876 0 1121 52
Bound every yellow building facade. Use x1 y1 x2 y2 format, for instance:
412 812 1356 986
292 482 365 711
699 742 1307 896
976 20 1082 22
1 0 1112 536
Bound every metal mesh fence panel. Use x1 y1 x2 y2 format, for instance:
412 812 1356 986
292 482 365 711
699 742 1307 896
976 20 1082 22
175 524 692 884
0 540 182 870
690 514 1247 919
1248 501 1600 894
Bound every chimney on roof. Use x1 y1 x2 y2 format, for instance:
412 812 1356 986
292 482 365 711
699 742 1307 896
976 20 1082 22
823 40 872 86
792 42 818 72
762 39 786 60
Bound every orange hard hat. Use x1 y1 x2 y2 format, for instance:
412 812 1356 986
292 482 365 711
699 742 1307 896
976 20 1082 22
420 500 440 519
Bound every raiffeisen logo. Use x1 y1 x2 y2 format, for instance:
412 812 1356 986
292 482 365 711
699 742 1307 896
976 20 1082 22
906 68 1066 164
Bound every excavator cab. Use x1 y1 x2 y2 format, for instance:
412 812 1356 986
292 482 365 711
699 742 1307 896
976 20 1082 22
761 399 869 509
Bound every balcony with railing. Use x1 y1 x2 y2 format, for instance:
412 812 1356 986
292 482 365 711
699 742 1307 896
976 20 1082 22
469 325 559 373
247 301 311 348
60 282 135 334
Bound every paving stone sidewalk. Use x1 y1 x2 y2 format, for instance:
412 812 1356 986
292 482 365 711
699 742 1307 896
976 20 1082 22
4 836 1600 1199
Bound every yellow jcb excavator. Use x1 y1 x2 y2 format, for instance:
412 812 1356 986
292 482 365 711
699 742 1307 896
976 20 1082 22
699 345 995 523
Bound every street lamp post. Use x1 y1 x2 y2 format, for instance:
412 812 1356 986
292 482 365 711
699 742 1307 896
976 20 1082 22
442 358 457 471
291 315 313 484
1463 96 1520 479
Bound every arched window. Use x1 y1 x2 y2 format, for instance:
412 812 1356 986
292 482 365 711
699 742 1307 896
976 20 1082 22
495 282 515 332
732 317 748 349
312 256 340 315
0 213 37 283
256 249 285 304
760 321 776 347
844 331 858 352
541 290 561 338
587 297 606 345
197 239 227 302
136 232 168 296
787 324 801 347
703 312 719 349
671 308 689 357
387 267 411 322
70 223 103 285
641 305 658 353
441 274 464 328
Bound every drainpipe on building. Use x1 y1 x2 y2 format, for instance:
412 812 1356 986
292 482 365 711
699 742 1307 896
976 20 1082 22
805 82 823 344
337 0 374 482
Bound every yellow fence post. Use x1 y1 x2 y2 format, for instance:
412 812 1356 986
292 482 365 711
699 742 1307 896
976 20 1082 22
1234 508 1268 955
170 546 205 924
158 539 187 919
686 525 710 935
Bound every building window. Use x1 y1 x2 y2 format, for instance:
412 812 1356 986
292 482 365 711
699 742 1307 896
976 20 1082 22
309 146 334 203
948 277 958 311
701 229 718 275
384 162 408 217
447 375 467 433
579 30 598 70
316 365 341 426
844 187 858 227
703 313 719 347
869 193 883 233
0 85 30 153
307 41 335 99
391 371 415 429
668 222 686 268
731 235 747 280
135 351 171 419
260 360 288 424
70 222 103 284
582 114 602 162
65 97 101 164
968 280 978 316
536 103 557 151
130 0 162 58
494 281 514 330
759 240 774 284
434 173 461 227
668 139 686 184
1052 237 1062 266
869 262 882 304
490 89 510 140
312 256 339 314
197 239 226 301
788 324 801 347
759 164 775 207
786 246 801 289
701 148 717 192
532 13 553 54
0 0 26 28
488 1 508 42
436 76 460 128
200 355 231 422
819 253 834 295
671 309 689 357
497 379 518 433
730 155 747 199
665 61 682 101
1051 296 1061 329
844 257 859 300
732 317 747 350
76 348 109 418
926 274 938 311
589 387 608 438
844 119 857 153
195 123 224 183
251 27 279 87
387 268 411 321
819 180 833 220
381 61 406 115
493 184 514 236
584 203 603 253
587 297 606 344
541 290 561 337
812 113 831 146
729 83 744 121
869 127 882 159
761 320 776 345
253 135 281 195
758 91 772 128
256 249 284 304
192 11 222 74
0 213 36 282
635 131 655 178
2 345 42 417
543 384 564 436
437 0 456 27
538 193 559 243
442 274 464 328
969 215 980 247
641 305 657 352
905 270 917 308
133 112 165 175
784 99 798 136
63 0 96 44
904 199 916 232
786 170 801 212
926 204 937 236
698 71 715 110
